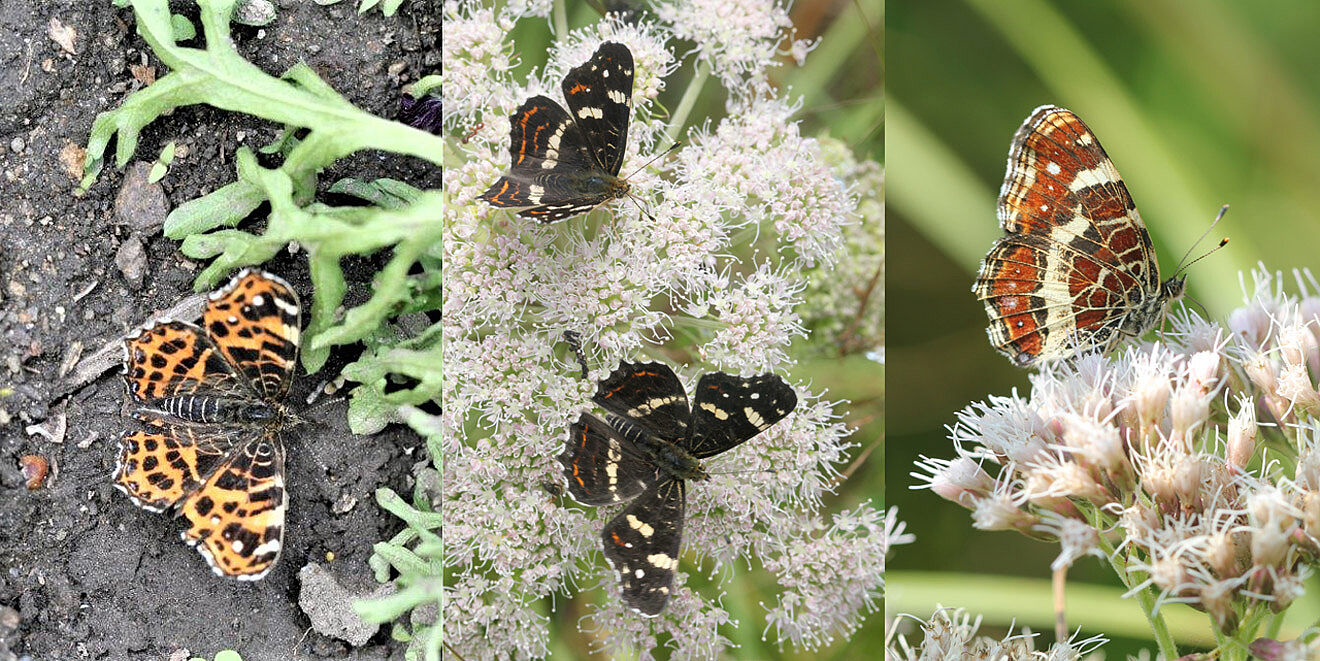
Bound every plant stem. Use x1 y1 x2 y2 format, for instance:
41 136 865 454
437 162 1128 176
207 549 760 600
553 0 567 38
1093 518 1179 658
666 59 710 144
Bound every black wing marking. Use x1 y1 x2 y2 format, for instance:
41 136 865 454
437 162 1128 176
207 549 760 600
558 413 660 505
601 478 685 617
592 361 691 443
685 372 797 459
561 41 633 176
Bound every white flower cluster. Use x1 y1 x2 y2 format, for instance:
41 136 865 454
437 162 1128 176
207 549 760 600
916 266 1320 636
441 4 883 658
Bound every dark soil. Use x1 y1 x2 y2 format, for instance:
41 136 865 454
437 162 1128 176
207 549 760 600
0 1 439 659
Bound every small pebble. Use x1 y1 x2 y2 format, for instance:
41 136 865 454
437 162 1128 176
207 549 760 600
114 162 170 233
116 235 147 289
19 455 49 490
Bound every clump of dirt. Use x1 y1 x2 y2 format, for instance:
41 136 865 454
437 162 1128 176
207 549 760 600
0 2 438 659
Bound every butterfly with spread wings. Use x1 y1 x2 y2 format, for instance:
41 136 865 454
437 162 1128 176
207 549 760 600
558 361 798 615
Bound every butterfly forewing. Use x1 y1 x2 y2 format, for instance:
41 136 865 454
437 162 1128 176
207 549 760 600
592 362 691 444
123 320 248 404
559 413 661 506
975 105 1169 366
685 372 798 459
202 269 302 401
601 478 686 617
562 41 633 175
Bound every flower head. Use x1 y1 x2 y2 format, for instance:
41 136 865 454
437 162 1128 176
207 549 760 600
918 265 1320 635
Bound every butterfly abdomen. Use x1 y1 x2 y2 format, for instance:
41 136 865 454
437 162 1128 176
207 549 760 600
154 395 278 426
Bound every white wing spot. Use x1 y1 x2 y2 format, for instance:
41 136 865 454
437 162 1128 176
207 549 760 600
272 296 298 315
606 439 621 486
745 407 766 430
699 402 729 420
646 553 678 570
253 539 281 555
231 540 244 553
577 107 604 120
252 294 265 306
626 514 655 537
1046 162 1061 176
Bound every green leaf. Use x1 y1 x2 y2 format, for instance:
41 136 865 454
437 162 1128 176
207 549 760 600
170 13 195 40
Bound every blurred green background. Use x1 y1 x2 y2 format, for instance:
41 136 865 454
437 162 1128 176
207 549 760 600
490 0 884 658
887 0 1320 654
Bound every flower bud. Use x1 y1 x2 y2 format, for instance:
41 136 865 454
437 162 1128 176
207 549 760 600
1227 399 1259 470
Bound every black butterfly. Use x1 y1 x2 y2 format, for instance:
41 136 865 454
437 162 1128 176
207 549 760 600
481 42 635 223
558 361 798 615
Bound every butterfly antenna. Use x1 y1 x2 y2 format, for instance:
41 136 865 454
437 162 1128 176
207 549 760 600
621 141 681 223
624 140 682 181
1172 204 1230 278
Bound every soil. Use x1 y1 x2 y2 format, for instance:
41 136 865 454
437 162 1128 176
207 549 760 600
0 1 439 659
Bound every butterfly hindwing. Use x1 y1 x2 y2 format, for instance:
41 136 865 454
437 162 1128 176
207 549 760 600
114 420 237 513
592 362 691 443
559 413 661 505
686 371 798 459
561 41 633 176
179 431 287 581
601 478 686 617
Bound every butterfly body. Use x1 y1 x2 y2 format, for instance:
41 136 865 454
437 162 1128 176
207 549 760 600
609 416 707 483
975 105 1180 367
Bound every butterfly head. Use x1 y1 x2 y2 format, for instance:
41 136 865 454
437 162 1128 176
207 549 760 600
1161 276 1187 304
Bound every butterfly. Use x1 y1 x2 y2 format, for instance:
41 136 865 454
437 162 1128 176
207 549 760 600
115 269 302 580
974 105 1186 367
480 41 636 223
557 361 798 615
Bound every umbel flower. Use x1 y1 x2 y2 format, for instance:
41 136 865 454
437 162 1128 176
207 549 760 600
442 1 883 658
885 606 1108 661
915 265 1320 655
